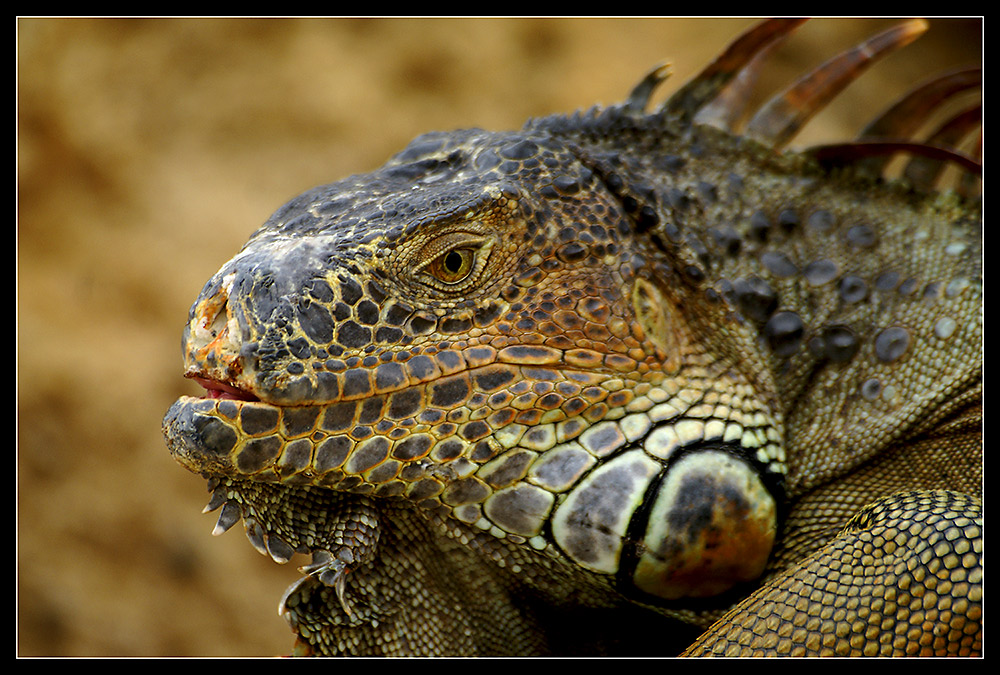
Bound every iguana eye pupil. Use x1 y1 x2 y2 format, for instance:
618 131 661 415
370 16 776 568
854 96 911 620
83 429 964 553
430 248 474 283
444 250 464 273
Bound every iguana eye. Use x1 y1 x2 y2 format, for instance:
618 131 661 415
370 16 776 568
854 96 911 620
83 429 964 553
427 247 476 284
413 235 493 289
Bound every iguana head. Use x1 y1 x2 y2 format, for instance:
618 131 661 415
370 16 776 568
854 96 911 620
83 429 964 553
163 122 784 607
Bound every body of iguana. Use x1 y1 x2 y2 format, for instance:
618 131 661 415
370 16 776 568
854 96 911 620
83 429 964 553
162 19 982 656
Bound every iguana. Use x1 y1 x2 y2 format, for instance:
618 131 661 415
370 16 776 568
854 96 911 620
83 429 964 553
162 19 982 656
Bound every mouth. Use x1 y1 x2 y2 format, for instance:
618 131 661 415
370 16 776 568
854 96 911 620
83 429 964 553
190 375 260 402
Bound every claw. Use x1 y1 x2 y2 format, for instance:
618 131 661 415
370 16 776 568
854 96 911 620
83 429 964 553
278 575 310 618
315 560 353 615
291 550 358 616
330 569 351 616
279 542 366 619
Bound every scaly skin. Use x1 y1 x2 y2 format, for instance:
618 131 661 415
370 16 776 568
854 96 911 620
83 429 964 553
162 19 981 656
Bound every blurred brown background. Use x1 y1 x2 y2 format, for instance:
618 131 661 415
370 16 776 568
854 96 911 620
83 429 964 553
17 17 980 656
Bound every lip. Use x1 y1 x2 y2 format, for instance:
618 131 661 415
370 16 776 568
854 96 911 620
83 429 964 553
191 376 260 401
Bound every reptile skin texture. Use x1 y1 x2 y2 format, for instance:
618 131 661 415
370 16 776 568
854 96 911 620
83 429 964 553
162 19 981 656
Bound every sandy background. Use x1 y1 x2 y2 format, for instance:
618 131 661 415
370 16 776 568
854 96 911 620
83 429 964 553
17 17 980 657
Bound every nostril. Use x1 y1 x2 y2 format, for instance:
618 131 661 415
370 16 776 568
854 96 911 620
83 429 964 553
185 273 246 382
189 283 233 350
206 299 229 339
